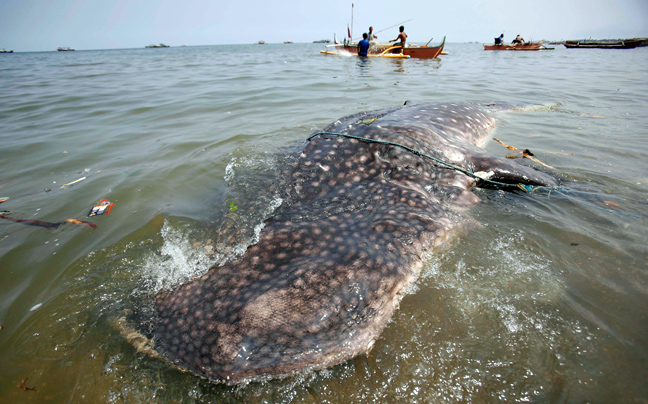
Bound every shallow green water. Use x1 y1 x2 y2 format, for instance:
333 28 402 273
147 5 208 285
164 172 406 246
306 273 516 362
1 43 647 403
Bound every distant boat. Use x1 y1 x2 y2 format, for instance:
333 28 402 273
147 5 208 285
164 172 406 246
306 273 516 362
483 41 551 51
563 39 642 49
283 40 293 44
257 40 266 45
145 44 170 48
313 39 331 43
57 47 75 51
0 49 14 53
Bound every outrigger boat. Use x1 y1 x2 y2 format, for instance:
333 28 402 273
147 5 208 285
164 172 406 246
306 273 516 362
483 41 550 51
321 36 446 59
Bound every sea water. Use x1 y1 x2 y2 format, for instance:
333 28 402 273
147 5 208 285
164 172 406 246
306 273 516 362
0 43 647 403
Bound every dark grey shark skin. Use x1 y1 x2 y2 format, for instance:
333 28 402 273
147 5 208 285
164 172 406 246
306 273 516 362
152 102 557 383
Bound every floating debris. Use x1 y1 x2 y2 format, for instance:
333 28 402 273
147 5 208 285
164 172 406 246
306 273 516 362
87 199 114 217
229 202 238 213
493 137 555 169
17 378 36 392
61 176 86 188
0 179 15 189
603 200 621 208
0 214 98 229
0 215 65 229
66 218 99 229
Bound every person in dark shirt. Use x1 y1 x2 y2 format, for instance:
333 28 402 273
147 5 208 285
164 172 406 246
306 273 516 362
494 33 504 45
357 33 370 57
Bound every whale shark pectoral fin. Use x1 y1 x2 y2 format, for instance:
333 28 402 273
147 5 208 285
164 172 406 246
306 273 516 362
469 152 558 188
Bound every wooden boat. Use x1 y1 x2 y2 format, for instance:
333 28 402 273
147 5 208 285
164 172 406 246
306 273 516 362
563 39 642 49
322 36 446 59
57 47 75 51
0 49 14 53
483 42 548 51
403 36 446 58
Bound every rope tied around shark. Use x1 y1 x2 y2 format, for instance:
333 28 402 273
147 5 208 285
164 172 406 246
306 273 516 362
307 131 641 218
307 131 555 192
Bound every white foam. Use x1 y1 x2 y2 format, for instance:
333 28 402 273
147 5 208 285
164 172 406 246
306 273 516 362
142 221 213 293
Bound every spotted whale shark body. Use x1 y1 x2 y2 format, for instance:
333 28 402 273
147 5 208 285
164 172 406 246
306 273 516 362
150 102 557 383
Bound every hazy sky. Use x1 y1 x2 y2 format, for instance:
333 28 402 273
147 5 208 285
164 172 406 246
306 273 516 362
1 0 646 51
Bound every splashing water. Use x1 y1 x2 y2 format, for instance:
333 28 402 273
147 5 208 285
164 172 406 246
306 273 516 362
142 221 214 294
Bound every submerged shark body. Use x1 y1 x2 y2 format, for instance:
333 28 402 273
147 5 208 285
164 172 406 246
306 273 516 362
150 102 557 383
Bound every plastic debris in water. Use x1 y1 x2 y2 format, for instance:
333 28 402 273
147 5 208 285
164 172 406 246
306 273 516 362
0 214 98 229
17 378 36 392
0 214 65 229
603 200 620 208
61 177 86 188
66 218 98 229
88 199 114 217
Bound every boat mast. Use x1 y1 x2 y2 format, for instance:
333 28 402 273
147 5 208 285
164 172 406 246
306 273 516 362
351 3 354 40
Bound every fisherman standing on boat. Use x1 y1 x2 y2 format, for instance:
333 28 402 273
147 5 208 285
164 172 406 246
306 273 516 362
358 33 370 57
368 26 378 42
389 26 408 53
512 34 525 44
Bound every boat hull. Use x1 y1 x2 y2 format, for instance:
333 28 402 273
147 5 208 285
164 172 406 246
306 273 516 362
403 37 445 58
483 42 544 51
564 40 641 49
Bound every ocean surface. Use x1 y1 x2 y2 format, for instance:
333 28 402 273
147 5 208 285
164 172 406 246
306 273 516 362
0 42 647 403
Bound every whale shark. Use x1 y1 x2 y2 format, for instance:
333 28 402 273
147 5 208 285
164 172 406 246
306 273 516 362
144 102 557 383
